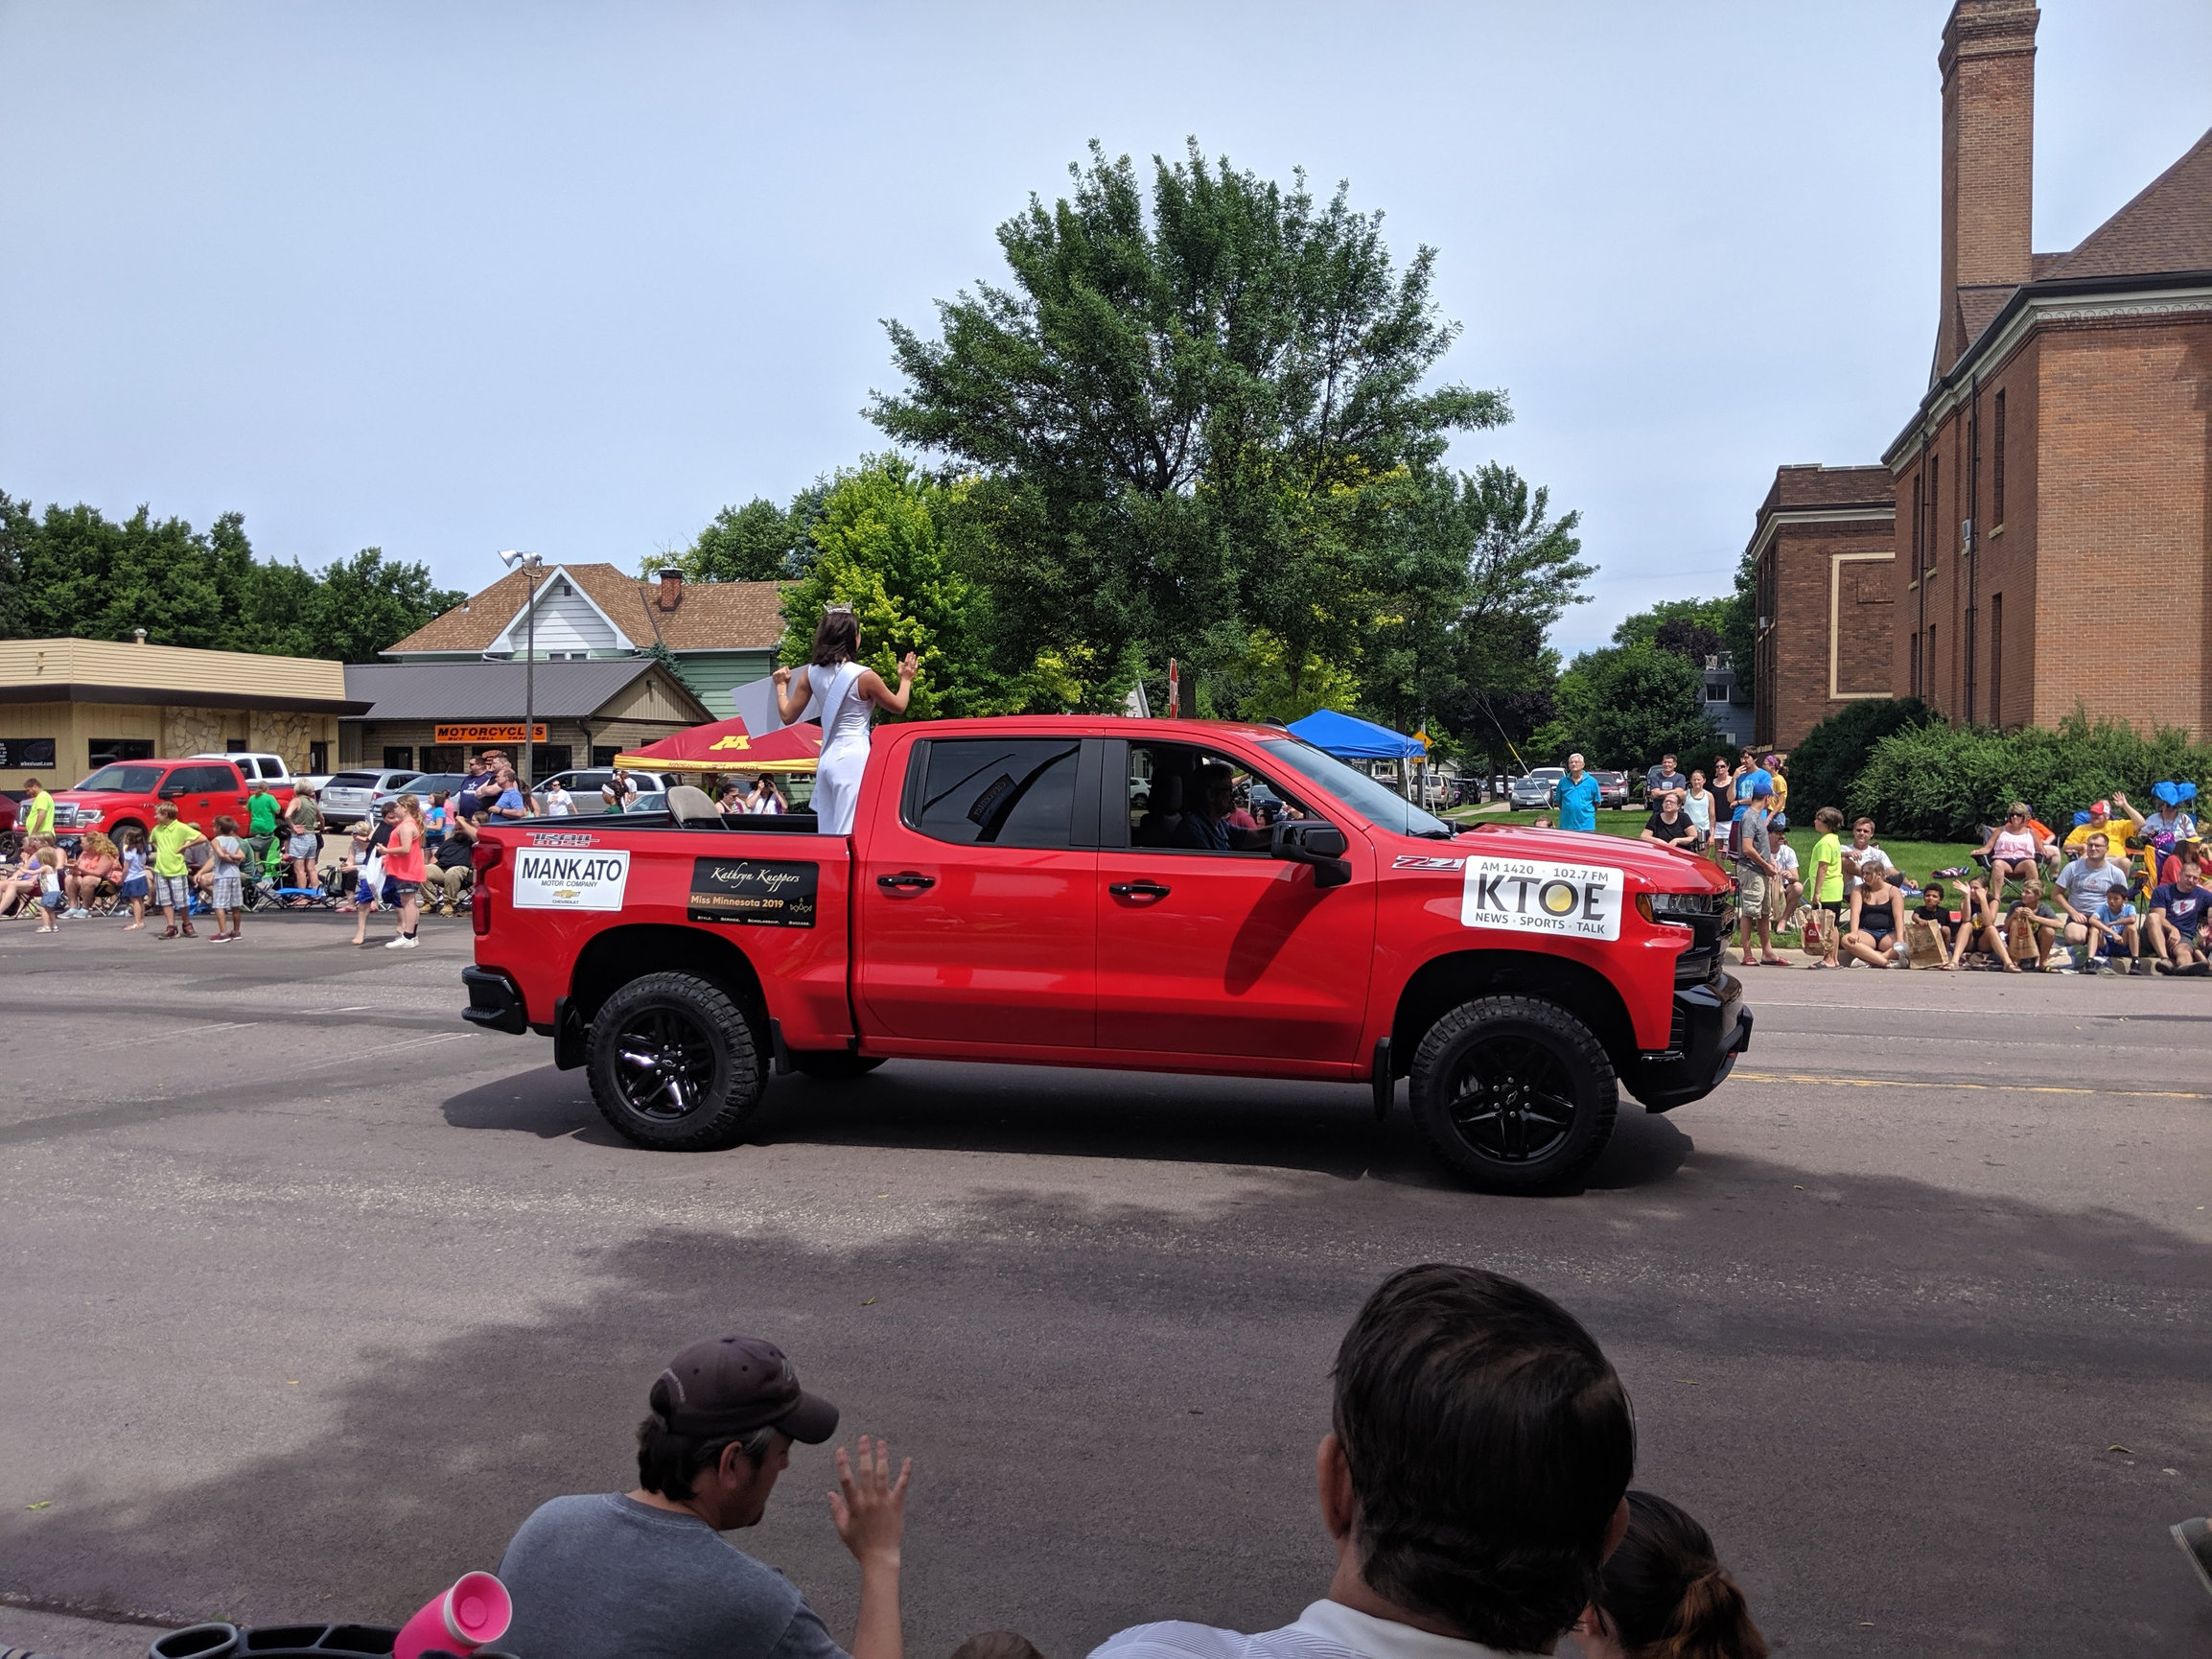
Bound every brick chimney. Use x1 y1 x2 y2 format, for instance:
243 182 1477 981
1938 0 2038 369
655 568 684 611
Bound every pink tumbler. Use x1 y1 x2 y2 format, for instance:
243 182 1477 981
394 1571 512 1659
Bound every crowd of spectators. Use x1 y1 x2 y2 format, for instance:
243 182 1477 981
1600 749 2212 975
492 1265 1770 1659
0 749 805 946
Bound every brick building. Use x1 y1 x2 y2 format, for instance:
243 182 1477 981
1757 0 2212 740
1748 466 1897 748
1888 1 2212 734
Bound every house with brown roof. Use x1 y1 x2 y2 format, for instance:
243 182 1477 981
380 565 787 719
1753 0 2211 745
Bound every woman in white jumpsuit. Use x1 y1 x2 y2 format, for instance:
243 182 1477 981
770 607 919 834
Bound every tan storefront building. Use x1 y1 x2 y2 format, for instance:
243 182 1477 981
339 660 711 776
0 638 357 783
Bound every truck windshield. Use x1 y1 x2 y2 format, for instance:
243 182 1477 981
77 765 162 793
1258 739 1456 839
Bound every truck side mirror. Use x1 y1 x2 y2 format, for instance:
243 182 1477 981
1271 820 1351 888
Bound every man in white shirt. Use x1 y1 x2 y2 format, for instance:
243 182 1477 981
1840 816 1892 899
1090 1265 1633 1659
545 780 575 816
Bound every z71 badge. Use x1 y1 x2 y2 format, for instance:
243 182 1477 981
1392 853 1467 871
1460 855 1623 941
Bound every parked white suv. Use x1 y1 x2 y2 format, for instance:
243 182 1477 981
192 751 296 791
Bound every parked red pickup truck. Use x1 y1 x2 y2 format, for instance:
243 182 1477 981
50 757 262 841
462 718 1751 1190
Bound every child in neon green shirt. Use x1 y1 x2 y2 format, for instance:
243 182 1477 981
149 803 205 939
1809 806 1846 969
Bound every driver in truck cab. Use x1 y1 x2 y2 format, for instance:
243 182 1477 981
1171 760 1273 853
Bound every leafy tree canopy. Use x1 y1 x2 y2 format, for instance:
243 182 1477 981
870 139 1508 709
777 457 1086 719
0 490 461 662
1531 640 1723 771
656 498 799 583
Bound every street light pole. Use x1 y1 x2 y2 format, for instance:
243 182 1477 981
499 550 544 788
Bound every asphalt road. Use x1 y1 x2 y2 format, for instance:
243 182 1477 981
1 916 2206 1658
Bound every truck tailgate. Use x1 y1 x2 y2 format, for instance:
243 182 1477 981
476 821 856 1050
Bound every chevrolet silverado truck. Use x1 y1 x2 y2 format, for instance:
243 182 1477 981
460 718 1751 1191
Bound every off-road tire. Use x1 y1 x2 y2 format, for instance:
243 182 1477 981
1409 994 1618 1193
789 1051 886 1081
587 970 763 1151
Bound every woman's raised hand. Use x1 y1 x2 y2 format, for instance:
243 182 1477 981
772 666 792 688
896 652 919 682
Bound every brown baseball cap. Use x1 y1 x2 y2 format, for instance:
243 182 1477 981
648 1335 839 1443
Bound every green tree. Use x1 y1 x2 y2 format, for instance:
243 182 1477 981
660 497 799 583
306 548 465 663
777 457 1074 720
0 492 35 639
1 492 460 661
870 139 1507 707
1533 641 1723 770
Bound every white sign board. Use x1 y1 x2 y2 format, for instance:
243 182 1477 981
731 674 787 736
1460 855 1623 942
512 847 631 911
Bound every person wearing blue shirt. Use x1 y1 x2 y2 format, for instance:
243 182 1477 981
1731 752 1773 825
1551 754 1602 832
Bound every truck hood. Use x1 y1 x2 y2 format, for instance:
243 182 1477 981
1441 822 1734 895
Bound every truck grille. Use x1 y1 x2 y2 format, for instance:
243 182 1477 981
1671 910 1733 988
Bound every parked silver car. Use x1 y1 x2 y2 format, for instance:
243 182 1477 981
1508 768 1563 809
317 769 421 828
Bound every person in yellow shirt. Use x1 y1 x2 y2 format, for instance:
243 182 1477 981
1807 806 1846 968
2063 795 2145 876
18 777 54 837
148 801 206 939
1762 754 1789 822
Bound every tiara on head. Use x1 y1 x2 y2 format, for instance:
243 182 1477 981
823 602 854 617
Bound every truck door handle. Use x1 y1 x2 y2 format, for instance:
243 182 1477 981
877 872 936 891
1109 879 1172 899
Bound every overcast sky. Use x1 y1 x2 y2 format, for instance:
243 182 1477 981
3 1 2207 658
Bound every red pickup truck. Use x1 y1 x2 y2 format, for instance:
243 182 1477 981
462 718 1751 1191
50 757 262 840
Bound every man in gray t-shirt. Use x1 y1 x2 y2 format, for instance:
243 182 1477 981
2055 834 2133 961
499 1334 912 1659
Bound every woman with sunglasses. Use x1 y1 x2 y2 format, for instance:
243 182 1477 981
1975 801 2048 900
772 606 919 835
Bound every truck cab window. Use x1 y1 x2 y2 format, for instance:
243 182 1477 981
909 739 1082 848
1127 742 1312 853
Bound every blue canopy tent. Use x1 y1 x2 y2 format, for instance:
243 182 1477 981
1286 709 1426 760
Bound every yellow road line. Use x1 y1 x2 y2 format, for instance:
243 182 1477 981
1732 1069 2212 1102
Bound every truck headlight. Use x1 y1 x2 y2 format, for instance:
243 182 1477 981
1639 890 1726 923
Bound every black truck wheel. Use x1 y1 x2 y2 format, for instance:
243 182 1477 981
789 1051 885 1081
1409 995 1618 1192
587 971 763 1151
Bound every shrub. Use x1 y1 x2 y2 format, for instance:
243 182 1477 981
1851 710 2212 839
1784 696 1938 825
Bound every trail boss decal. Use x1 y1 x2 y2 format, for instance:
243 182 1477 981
1460 855 1623 942
512 848 631 911
687 857 817 928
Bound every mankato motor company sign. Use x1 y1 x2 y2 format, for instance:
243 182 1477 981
433 723 548 743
